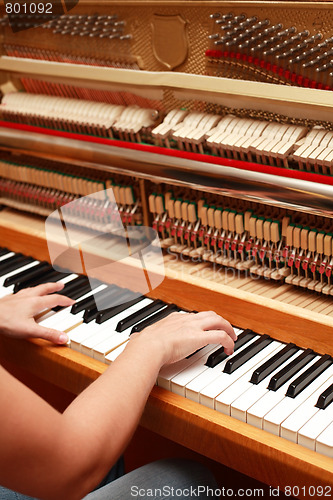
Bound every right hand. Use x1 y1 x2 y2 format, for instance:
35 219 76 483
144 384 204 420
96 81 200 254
130 310 236 367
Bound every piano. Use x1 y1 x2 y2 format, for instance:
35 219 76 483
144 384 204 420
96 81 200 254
0 1 332 497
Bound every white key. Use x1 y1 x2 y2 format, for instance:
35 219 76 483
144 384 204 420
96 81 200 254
170 342 232 397
91 298 154 361
105 342 128 363
51 274 79 288
69 320 106 351
298 400 333 451
0 260 39 286
0 261 41 297
263 357 333 436
158 344 220 392
199 338 277 409
214 342 282 414
185 334 259 403
247 356 319 429
281 373 333 443
93 326 133 362
81 298 153 357
37 282 106 327
0 251 15 262
316 421 333 457
231 348 301 422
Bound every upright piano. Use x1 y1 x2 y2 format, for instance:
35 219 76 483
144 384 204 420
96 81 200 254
0 1 332 497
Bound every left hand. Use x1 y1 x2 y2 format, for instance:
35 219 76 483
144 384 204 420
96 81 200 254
0 282 75 344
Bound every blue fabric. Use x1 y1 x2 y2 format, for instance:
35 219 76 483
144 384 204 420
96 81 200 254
0 458 124 500
0 458 218 500
83 459 219 500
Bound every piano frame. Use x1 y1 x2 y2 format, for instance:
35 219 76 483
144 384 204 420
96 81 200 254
0 2 333 493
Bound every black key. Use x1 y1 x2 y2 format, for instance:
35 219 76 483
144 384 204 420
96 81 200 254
52 276 93 312
58 276 90 298
0 247 10 257
223 334 272 375
65 280 92 301
316 382 333 410
83 287 132 323
250 343 299 385
14 267 59 292
206 329 256 368
0 255 33 276
3 261 51 287
96 294 146 325
267 348 316 391
286 354 333 398
71 285 119 315
130 304 180 334
14 269 69 292
116 300 166 332
0 255 35 277
0 253 23 270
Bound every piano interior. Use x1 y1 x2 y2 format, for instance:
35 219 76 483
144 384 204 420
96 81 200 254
0 1 332 496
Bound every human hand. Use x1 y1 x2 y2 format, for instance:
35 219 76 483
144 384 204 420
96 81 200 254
0 282 75 344
130 310 236 367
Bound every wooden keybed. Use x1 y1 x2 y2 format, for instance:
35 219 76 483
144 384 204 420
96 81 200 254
1 1 333 495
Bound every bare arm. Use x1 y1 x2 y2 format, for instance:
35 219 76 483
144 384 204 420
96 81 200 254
0 310 235 500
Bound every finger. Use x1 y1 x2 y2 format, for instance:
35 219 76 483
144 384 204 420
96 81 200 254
27 323 69 344
16 281 65 298
33 294 75 311
195 311 236 341
204 329 235 355
29 282 66 296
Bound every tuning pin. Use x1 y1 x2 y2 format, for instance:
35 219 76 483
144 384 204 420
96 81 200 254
264 23 282 35
293 52 310 63
253 19 270 29
277 27 297 37
316 61 333 72
89 30 103 37
281 42 308 59
239 16 258 28
214 34 233 45
211 12 233 22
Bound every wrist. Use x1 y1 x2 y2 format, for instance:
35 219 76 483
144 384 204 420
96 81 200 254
126 331 166 371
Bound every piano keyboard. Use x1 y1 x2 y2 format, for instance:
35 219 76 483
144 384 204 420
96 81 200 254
0 247 332 459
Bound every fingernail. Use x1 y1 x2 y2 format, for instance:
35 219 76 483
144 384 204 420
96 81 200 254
58 333 69 344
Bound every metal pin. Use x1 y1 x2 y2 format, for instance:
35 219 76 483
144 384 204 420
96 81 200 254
316 61 333 73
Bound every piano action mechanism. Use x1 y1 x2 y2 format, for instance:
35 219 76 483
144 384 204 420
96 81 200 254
0 1 332 495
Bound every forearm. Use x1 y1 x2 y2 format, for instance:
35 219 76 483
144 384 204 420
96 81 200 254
0 311 235 500
60 337 163 498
